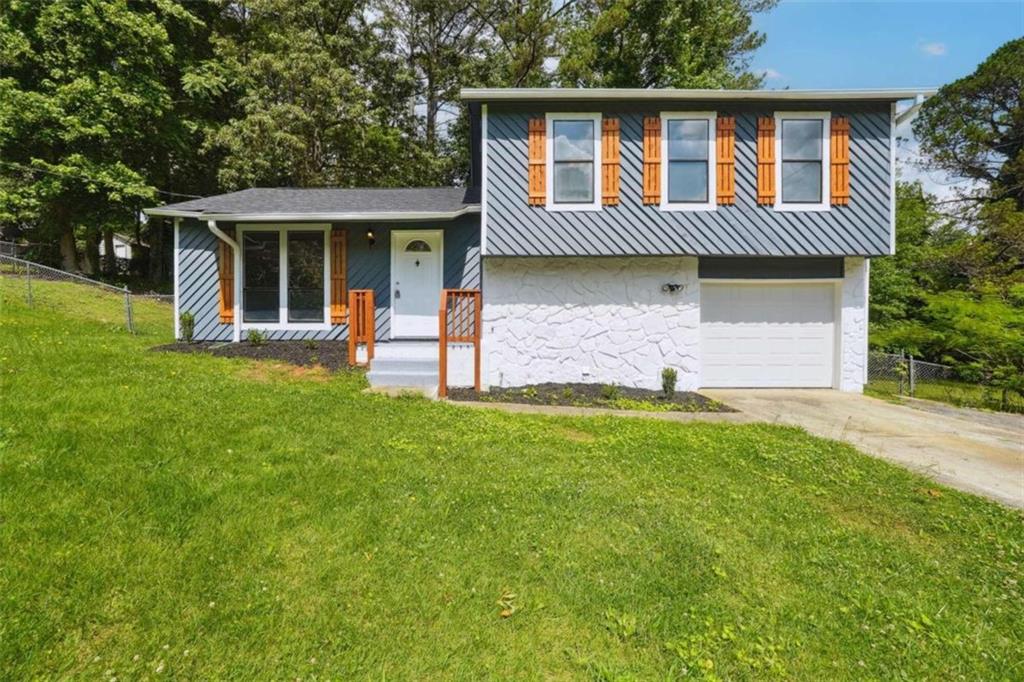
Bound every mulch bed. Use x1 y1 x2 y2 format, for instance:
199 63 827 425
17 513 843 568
448 382 734 412
152 340 350 371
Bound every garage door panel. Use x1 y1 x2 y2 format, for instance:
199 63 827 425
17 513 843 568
700 283 836 388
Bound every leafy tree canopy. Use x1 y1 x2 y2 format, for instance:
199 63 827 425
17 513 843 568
913 37 1024 208
557 0 777 88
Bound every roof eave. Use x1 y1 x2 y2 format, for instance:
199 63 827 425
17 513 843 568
460 87 939 102
143 206 481 221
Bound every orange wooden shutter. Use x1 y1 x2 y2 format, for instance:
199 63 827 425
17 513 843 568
527 118 546 205
601 118 621 205
642 116 661 204
217 229 234 323
756 116 776 205
830 117 851 205
716 116 736 205
330 227 348 324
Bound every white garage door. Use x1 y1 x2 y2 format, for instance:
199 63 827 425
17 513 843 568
700 283 836 388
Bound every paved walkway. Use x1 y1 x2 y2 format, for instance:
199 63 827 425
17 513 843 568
703 389 1024 509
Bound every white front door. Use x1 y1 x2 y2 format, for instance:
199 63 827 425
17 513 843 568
391 230 443 338
700 282 837 388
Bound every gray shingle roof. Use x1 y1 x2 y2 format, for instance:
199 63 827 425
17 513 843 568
146 187 480 218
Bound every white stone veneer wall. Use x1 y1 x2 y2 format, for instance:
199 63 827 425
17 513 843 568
839 257 869 392
482 257 699 391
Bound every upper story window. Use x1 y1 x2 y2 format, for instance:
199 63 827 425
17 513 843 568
661 112 715 211
775 112 830 211
546 112 601 211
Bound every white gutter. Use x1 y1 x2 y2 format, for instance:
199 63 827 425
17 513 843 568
460 87 938 102
207 219 241 343
145 206 481 220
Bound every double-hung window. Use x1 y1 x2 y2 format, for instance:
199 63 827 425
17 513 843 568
661 112 715 211
241 226 330 329
547 113 601 211
775 112 830 211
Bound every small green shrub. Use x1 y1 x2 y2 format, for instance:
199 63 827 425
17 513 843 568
561 387 575 400
661 367 678 400
600 384 620 401
247 329 268 346
304 339 318 350
179 311 196 344
521 386 539 400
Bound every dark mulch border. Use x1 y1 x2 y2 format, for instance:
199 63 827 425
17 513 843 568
448 382 734 412
152 340 350 372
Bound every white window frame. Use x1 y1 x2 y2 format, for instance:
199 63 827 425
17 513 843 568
774 111 831 212
545 112 602 212
237 223 332 331
660 111 716 212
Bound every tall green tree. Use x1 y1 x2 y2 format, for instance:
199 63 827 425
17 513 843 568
913 37 1024 209
208 0 433 189
557 0 777 88
0 0 206 272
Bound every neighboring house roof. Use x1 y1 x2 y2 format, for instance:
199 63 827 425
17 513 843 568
460 87 937 102
145 187 480 221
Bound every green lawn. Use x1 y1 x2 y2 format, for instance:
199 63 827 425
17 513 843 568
867 378 1024 414
2 279 1023 679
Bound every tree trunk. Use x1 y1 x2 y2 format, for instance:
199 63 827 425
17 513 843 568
58 220 78 272
82 230 101 275
102 228 116 276
148 218 166 283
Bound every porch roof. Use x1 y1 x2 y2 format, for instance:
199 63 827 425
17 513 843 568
144 187 480 221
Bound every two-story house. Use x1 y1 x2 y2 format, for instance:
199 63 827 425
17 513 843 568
146 87 932 393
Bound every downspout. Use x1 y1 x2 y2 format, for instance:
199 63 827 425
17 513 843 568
207 219 241 343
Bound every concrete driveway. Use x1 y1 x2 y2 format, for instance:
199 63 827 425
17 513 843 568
702 389 1024 509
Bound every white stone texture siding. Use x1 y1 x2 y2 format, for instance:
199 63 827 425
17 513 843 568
482 257 700 390
839 256 869 392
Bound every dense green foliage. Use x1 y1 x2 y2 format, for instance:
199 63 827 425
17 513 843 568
872 38 1024 405
913 37 1024 208
2 279 1023 678
0 0 773 279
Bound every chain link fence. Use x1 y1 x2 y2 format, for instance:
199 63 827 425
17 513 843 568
0 253 150 333
868 350 1022 413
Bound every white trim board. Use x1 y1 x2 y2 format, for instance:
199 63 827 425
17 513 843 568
481 103 489 257
173 218 181 340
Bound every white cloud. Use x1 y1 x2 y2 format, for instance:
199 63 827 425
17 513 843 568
761 68 783 80
919 41 947 57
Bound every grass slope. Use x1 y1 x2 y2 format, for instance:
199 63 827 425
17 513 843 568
1 279 1022 679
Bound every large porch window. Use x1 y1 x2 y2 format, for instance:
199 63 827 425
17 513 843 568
240 225 330 329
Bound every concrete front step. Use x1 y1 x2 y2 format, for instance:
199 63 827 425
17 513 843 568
366 369 439 388
369 358 439 374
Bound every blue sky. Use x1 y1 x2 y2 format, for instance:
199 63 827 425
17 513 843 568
750 1 1024 90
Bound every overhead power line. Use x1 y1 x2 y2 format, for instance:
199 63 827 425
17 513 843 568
0 160 205 200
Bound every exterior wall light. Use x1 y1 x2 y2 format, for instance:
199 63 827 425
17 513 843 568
366 229 376 248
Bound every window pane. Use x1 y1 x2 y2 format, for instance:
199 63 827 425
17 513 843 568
782 160 822 203
553 161 594 203
553 120 594 161
782 119 822 160
287 231 324 323
668 161 708 202
667 120 709 160
243 232 279 323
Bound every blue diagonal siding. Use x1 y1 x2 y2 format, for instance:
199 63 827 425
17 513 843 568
485 101 892 256
176 216 480 342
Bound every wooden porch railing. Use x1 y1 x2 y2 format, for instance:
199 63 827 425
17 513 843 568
438 288 481 397
347 289 375 367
